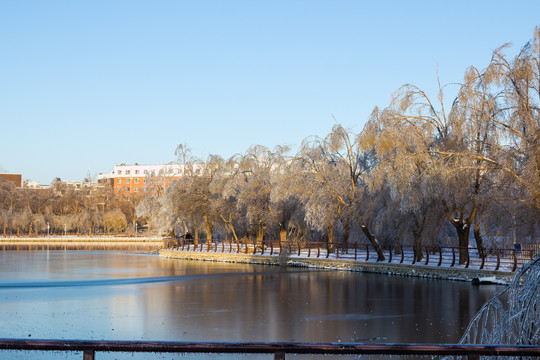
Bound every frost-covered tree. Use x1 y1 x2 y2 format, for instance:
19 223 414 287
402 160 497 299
411 29 540 250
483 30 540 211
136 192 174 235
458 254 540 347
268 158 307 247
300 172 342 250
234 145 289 247
380 62 504 263
209 164 246 245
298 124 386 260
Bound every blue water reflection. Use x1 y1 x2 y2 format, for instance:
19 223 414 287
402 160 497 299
0 251 503 359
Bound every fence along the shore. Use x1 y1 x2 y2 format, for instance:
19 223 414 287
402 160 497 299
164 237 538 272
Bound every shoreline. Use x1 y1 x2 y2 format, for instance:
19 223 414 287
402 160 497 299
159 250 513 284
0 237 162 251
0 236 161 242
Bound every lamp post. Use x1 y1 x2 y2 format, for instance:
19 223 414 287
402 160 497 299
47 222 50 238
135 222 137 238
64 223 67 237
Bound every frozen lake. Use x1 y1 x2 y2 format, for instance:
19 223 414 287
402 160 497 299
0 251 503 359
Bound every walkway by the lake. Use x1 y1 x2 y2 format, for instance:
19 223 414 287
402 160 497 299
161 239 537 283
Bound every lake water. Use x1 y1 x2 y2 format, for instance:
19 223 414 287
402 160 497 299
0 251 503 359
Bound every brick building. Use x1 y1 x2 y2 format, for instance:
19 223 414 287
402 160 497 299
111 163 186 194
0 173 22 187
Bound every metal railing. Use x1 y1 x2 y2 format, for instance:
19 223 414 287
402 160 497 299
0 339 539 359
164 238 539 272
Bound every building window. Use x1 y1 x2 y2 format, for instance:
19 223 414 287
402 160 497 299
126 187 130 192
117 170 122 175
144 170 148 174
126 170 131 175
125 178 130 184
135 178 139 184
117 179 121 184
135 170 140 174
134 187 138 192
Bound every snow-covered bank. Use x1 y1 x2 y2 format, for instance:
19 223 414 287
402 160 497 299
159 250 512 284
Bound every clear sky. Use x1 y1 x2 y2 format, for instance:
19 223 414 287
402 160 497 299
1 1 539 184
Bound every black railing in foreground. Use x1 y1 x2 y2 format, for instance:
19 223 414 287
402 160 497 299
0 339 539 359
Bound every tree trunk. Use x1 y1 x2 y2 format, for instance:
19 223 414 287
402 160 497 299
193 223 199 247
256 221 264 248
411 214 425 261
327 223 334 252
442 201 473 265
361 224 385 261
473 221 486 259
204 214 213 251
451 221 471 265
229 224 239 245
220 213 239 246
342 221 350 254
279 224 287 246
412 228 424 262
205 219 213 240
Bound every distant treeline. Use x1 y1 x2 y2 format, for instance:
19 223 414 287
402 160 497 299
0 180 142 237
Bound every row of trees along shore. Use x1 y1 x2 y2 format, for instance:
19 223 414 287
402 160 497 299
1 30 538 265
139 30 539 264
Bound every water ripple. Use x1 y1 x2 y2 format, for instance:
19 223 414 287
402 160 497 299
0 270 311 289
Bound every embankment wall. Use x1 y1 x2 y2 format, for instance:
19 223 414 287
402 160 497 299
159 250 513 283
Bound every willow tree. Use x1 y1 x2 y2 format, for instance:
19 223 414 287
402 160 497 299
300 170 342 251
185 154 226 249
439 64 502 258
209 159 247 245
381 65 502 264
234 145 288 247
420 29 540 248
166 144 208 243
168 176 204 243
297 124 385 261
363 109 434 260
481 30 540 213
268 158 307 247
136 189 174 235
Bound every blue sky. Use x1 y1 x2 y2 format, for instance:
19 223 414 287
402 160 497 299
1 1 539 184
